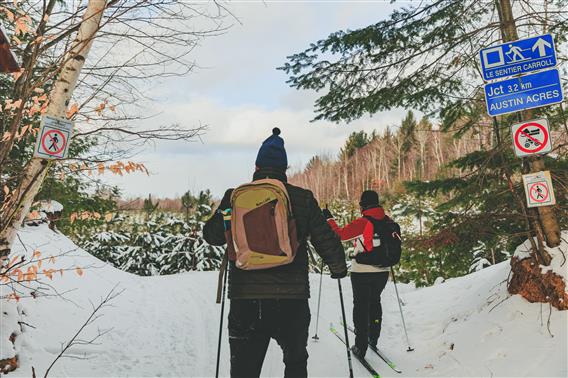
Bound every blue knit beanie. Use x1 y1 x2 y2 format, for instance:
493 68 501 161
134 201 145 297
255 128 288 169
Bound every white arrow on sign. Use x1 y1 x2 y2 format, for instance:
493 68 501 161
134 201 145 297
532 37 552 57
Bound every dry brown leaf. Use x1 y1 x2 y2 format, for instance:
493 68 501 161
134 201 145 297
66 103 79 119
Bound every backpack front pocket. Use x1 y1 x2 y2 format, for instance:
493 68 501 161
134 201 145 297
242 199 282 256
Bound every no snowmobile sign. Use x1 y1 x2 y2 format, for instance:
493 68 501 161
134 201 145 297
511 118 552 157
33 115 73 160
522 171 556 208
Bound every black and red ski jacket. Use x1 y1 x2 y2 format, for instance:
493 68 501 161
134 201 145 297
327 207 390 254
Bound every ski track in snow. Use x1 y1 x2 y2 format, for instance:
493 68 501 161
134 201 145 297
2 225 567 377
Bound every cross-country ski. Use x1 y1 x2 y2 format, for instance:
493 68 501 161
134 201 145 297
330 323 381 378
344 323 402 373
1 1 566 377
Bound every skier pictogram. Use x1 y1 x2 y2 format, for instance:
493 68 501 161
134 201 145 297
505 44 527 62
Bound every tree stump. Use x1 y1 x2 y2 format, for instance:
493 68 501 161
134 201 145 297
508 256 568 311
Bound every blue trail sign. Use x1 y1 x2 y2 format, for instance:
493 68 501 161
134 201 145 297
484 68 563 116
479 34 556 81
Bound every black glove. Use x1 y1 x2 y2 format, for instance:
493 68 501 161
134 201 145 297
331 269 347 279
322 208 334 220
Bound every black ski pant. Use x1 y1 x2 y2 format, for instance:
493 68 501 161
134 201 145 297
228 298 310 378
350 271 389 354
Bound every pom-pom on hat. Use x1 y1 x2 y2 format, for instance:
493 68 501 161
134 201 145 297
255 127 288 169
359 190 380 209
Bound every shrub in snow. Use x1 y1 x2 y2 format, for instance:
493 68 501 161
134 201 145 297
38 200 64 213
79 205 223 276
469 241 491 272
390 194 435 235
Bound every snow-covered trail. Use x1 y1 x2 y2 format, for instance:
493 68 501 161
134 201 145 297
3 225 567 377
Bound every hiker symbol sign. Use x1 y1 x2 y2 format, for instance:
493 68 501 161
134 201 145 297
34 115 73 160
511 118 552 157
522 171 556 208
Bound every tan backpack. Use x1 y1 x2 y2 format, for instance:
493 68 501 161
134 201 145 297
225 179 299 270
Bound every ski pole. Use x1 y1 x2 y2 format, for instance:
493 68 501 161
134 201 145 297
391 267 414 352
338 279 354 378
215 265 229 378
312 260 324 340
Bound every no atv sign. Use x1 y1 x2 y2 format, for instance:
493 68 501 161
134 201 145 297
522 171 556 208
33 115 73 160
511 118 552 157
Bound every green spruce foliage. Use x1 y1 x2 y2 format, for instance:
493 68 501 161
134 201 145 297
280 1 568 122
282 1 567 286
78 192 222 276
339 130 373 160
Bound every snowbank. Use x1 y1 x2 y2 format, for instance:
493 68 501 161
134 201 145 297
1 225 567 377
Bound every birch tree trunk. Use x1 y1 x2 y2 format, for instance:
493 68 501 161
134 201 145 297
0 0 108 259
343 161 350 198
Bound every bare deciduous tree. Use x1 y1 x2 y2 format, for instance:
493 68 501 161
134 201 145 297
0 0 229 260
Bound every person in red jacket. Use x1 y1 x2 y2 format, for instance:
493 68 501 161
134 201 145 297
322 190 390 359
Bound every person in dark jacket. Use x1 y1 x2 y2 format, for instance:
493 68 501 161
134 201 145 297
204 128 347 378
322 190 390 359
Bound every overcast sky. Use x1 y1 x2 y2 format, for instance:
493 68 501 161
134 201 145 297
101 1 408 199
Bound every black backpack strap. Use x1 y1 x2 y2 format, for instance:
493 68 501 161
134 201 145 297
216 252 228 303
362 215 386 231
365 216 402 242
357 216 382 253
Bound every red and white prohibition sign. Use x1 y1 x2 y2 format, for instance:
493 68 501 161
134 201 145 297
41 129 67 156
511 118 552 157
528 181 549 203
33 115 73 160
522 171 556 208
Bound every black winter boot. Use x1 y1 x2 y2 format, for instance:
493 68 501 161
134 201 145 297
368 336 378 349
351 345 366 359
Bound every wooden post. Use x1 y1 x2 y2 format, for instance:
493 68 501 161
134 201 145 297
496 0 559 259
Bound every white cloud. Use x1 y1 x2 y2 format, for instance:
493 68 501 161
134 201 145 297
97 2 409 198
101 95 406 198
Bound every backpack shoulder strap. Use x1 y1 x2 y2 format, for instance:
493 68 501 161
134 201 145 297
216 252 228 303
364 216 402 241
362 215 386 229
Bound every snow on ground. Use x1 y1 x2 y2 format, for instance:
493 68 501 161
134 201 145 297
1 225 567 377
